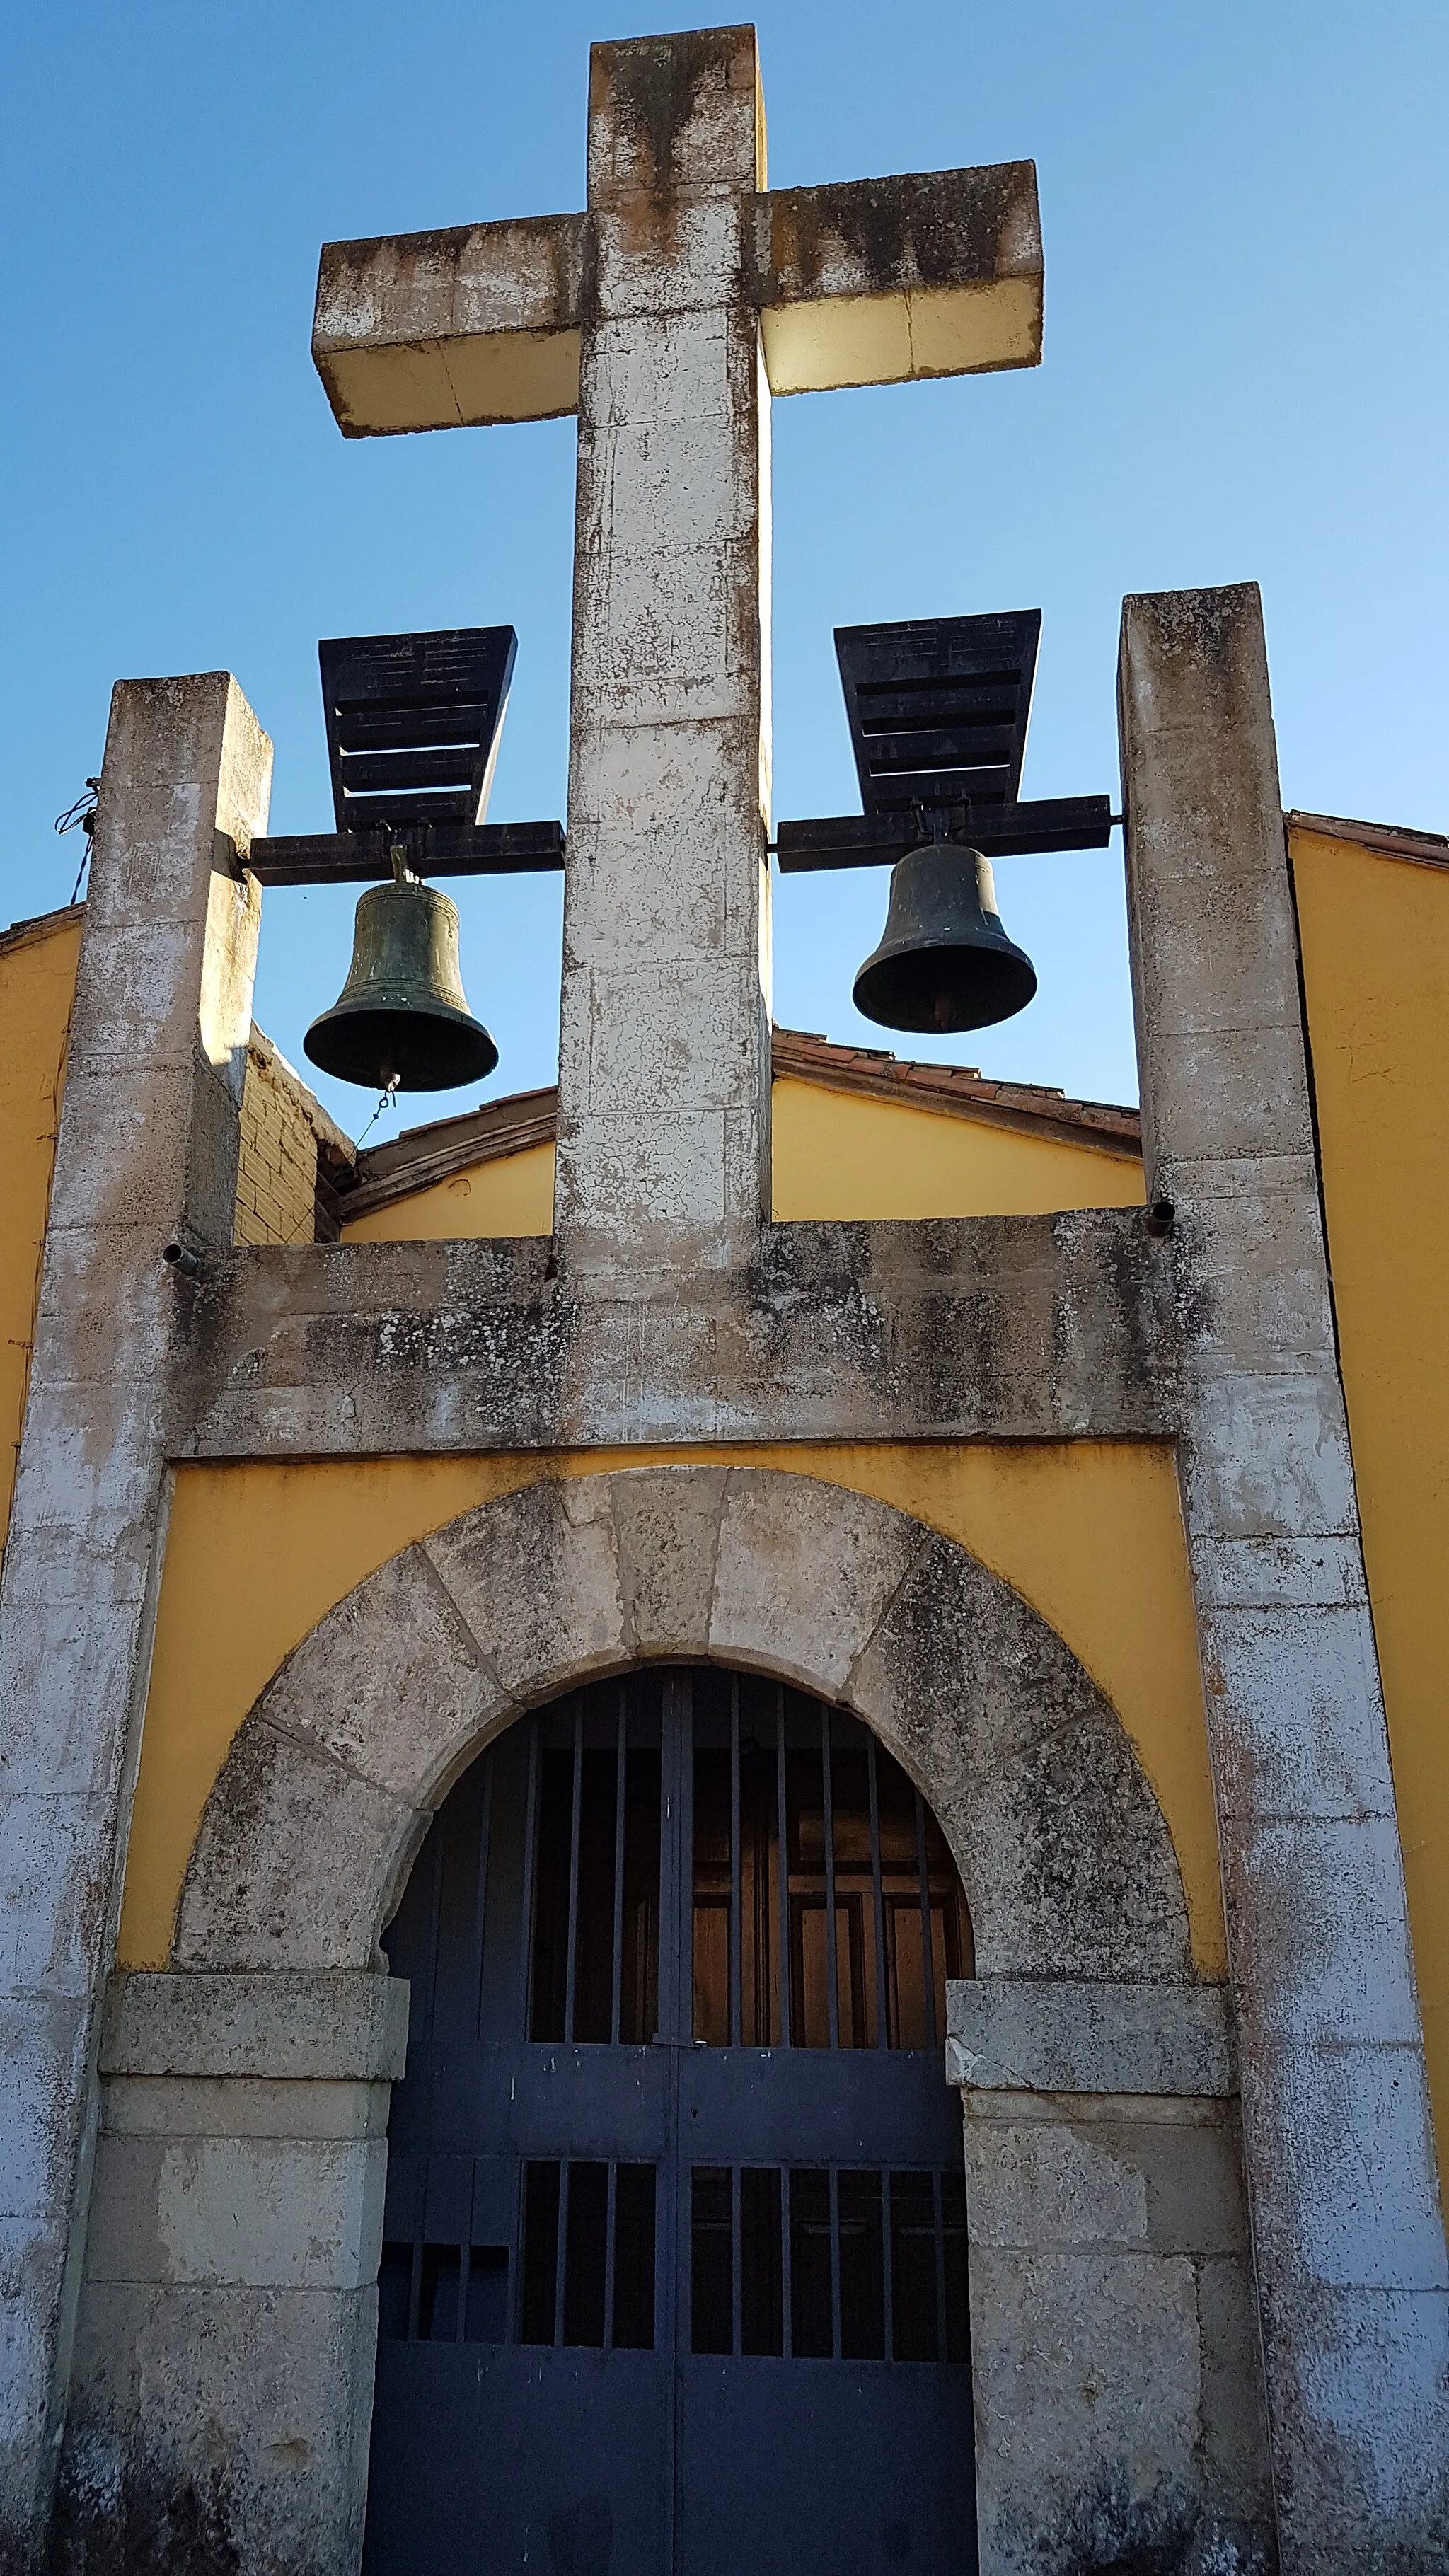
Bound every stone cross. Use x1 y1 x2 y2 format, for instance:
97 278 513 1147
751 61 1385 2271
313 24 1042 1282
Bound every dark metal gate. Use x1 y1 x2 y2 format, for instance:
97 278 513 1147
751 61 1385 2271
364 1666 978 2576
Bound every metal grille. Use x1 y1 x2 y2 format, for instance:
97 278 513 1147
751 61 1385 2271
690 2164 968 2363
369 1668 977 2575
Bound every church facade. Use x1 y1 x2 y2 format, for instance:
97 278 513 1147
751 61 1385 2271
1 24 1446 2576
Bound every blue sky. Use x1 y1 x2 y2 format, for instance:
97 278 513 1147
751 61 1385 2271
5 0 1446 1137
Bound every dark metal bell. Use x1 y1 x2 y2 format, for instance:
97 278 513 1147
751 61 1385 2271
853 839 1037 1034
304 877 498 1092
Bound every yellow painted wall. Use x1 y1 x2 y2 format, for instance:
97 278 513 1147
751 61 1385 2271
339 1076 1143 1243
119 1442 1221 1984
1293 825 1449 2160
770 1076 1144 1220
343 1141 554 1242
0 911 81 1554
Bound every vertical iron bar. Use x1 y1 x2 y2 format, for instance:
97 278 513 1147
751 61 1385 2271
729 1678 742 2048
775 1688 791 2048
780 2166 793 2360
681 1673 695 2042
408 2220 423 2344
510 2156 527 2345
563 1695 584 2044
660 1676 689 2576
517 1716 541 2040
472 1750 495 2041
828 2166 842 2360
610 1685 628 2046
821 1702 840 2050
731 2164 743 2357
553 2160 571 2348
881 2168 895 2361
914 1786 937 2051
932 2168 948 2367
603 2160 618 2354
657 1679 682 2041
866 1734 889 2052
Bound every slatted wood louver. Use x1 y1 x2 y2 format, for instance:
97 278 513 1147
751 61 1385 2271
834 611 1041 819
319 626 518 833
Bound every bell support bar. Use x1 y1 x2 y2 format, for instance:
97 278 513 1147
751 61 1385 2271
245 820 565 888
773 795 1114 872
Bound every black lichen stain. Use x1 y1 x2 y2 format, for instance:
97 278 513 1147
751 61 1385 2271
759 166 1034 301
1002 2468 1276 2576
47 2456 243 2576
592 28 744 200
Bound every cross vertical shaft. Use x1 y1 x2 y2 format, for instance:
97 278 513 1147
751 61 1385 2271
555 29 771 1281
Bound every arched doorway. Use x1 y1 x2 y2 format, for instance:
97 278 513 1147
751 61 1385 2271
364 1663 978 2576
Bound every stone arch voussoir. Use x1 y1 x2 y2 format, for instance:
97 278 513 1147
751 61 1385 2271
172 1466 1192 1982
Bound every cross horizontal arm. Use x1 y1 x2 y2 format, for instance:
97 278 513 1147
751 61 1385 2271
312 158 1041 439
748 163 1041 394
313 213 590 437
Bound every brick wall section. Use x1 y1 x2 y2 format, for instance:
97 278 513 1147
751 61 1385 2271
234 1028 354 1247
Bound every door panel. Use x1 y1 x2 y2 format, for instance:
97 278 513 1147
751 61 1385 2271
676 2362 975 2576
364 1668 978 2576
368 2347 669 2576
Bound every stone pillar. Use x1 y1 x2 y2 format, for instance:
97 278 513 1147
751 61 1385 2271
1119 585 1449 2569
553 28 773 1286
58 1973 407 2572
0 676 270 2560
950 1978 1272 2575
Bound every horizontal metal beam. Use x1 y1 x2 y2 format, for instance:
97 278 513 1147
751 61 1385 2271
774 797 1114 872
245 821 565 887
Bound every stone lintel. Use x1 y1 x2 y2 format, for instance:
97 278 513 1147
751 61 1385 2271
312 212 591 437
947 1977 1235 2099
749 163 1043 394
100 1973 409 2085
171 1207 1181 1458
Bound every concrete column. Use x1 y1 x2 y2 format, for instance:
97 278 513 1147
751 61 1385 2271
58 1973 407 2572
949 1980 1271 2576
554 28 772 1286
1119 585 1449 2569
0 675 270 2560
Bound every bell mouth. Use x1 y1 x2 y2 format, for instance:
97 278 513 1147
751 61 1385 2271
853 939 1037 1034
304 1002 498 1092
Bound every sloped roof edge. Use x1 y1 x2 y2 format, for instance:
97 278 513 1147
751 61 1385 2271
1288 810 1449 870
340 1029 1142 1223
0 901 86 960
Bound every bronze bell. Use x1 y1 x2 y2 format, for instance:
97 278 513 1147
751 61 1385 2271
853 837 1037 1034
304 869 498 1092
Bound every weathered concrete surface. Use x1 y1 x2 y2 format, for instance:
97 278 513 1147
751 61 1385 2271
963 2086 1274 2575
313 210 592 434
100 1973 409 2085
947 1976 1235 2097
171 1204 1181 1456
172 1467 1192 1987
313 157 1042 428
1120 584 1449 2568
749 163 1041 393
54 1972 404 2575
554 27 773 1283
0 675 270 2565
